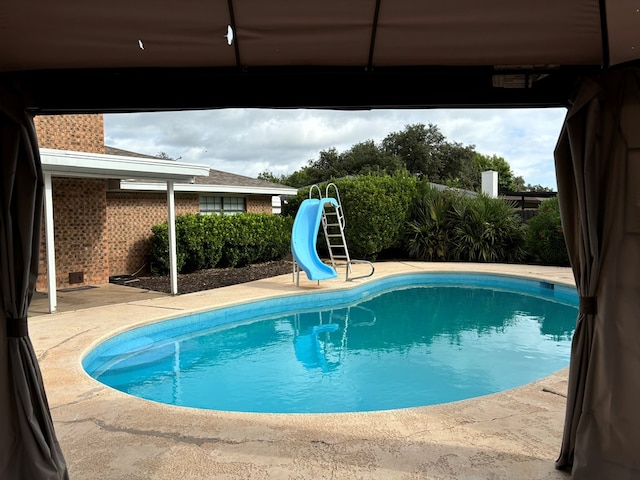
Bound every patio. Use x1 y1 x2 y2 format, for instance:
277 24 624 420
30 262 575 479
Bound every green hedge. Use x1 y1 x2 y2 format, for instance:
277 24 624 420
525 196 569 266
283 172 416 260
218 213 293 267
149 213 293 275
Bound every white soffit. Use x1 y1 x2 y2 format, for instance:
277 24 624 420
119 181 298 196
40 148 210 181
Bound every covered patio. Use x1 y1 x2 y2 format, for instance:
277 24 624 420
40 148 210 313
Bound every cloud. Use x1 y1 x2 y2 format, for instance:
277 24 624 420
104 107 567 188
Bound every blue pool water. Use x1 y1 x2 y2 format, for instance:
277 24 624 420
83 273 578 413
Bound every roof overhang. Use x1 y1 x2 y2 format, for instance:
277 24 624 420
119 180 298 196
40 148 210 181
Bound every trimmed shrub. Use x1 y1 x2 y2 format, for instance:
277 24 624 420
284 172 416 260
177 214 223 273
259 214 294 262
525 196 569 266
148 212 292 275
218 213 292 267
149 222 185 276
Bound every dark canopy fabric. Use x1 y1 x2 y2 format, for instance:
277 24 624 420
2 0 638 111
0 83 68 479
554 67 640 478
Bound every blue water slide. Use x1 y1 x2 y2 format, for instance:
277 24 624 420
291 198 339 281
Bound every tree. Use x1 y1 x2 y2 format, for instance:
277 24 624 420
283 142 403 186
283 166 316 188
437 141 478 191
310 148 342 180
382 123 446 180
156 151 177 160
257 170 286 184
524 183 555 192
340 140 401 176
278 122 528 192
473 153 523 193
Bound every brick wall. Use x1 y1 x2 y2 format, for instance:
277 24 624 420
246 195 273 214
35 114 108 291
34 114 105 154
37 178 108 291
106 192 199 276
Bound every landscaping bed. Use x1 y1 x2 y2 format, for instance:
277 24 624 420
125 260 294 294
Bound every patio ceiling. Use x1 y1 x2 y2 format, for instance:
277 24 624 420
2 0 638 112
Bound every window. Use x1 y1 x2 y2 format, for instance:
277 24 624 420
200 196 245 215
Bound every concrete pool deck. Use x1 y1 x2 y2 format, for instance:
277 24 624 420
30 262 575 480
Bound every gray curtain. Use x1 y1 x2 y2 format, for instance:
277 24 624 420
554 67 640 478
0 83 69 479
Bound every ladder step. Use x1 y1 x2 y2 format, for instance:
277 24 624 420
326 233 343 238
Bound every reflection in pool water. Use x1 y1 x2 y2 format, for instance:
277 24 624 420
84 274 577 413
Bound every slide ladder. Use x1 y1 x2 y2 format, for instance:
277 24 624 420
309 184 374 282
320 183 350 273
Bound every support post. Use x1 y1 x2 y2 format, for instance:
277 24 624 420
44 172 57 314
167 181 178 295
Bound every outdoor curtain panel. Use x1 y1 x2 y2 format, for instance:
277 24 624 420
554 67 640 479
0 83 69 479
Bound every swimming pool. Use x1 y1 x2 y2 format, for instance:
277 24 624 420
83 273 578 413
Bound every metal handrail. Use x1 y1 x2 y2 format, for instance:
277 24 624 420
309 184 323 200
345 259 375 282
325 182 345 228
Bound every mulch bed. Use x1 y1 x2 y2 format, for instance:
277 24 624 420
122 260 294 294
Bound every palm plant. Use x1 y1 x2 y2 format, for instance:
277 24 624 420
451 194 526 263
405 188 451 261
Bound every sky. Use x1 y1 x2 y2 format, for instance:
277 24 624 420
104 107 568 190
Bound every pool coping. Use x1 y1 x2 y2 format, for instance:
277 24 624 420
31 262 575 480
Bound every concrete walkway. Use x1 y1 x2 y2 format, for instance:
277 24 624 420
31 262 575 480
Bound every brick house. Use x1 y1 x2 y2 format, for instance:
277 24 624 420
34 114 297 302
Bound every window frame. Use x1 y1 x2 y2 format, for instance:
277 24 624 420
199 195 246 215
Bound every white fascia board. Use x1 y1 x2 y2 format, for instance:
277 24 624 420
119 181 298 196
40 148 210 181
